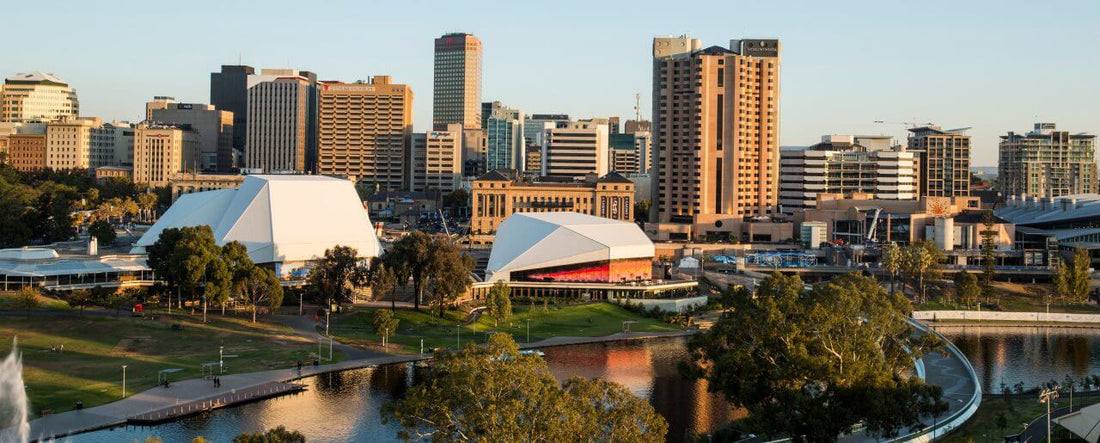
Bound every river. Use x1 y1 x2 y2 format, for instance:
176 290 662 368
70 336 741 442
938 325 1100 392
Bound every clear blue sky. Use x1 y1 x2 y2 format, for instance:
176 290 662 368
5 0 1098 166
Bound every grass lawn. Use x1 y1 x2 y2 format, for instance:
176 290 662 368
0 291 79 311
0 311 344 418
949 394 1100 441
917 281 1100 314
331 302 683 354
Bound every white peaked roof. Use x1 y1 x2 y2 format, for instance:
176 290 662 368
6 71 68 84
132 175 381 264
0 247 59 261
485 212 654 282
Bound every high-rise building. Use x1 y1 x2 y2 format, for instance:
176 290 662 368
482 101 525 171
1 72 79 123
609 132 651 174
608 116 620 135
245 69 317 173
908 125 971 197
150 101 234 172
210 65 255 163
523 114 569 146
145 96 176 121
462 128 488 177
999 123 1097 198
45 116 98 170
409 124 462 193
779 135 917 213
434 33 482 130
624 119 651 134
132 123 199 187
317 76 413 190
650 36 781 240
542 120 609 178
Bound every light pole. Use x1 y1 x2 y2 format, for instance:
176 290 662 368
299 292 303 316
1040 387 1060 443
526 318 531 344
456 324 461 348
121 365 128 398
219 346 224 374
325 309 330 337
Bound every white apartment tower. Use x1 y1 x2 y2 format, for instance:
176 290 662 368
542 120 609 178
779 135 917 213
1 72 79 123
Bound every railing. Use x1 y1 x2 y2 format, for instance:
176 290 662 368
883 319 982 442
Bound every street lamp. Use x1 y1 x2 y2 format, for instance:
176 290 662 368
1040 387 1060 443
121 365 128 398
526 318 531 344
456 324 461 348
219 346 224 373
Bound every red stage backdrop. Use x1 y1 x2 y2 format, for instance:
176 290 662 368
517 258 651 283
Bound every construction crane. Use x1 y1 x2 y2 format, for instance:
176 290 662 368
873 120 934 129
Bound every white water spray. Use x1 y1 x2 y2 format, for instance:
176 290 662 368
0 338 29 443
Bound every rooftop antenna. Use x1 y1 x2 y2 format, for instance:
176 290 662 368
634 93 642 123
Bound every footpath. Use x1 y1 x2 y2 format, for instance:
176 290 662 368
25 330 694 442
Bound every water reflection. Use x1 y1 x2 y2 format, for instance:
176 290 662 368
72 337 740 442
938 325 1100 391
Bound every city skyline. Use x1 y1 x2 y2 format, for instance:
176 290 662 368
4 0 1098 166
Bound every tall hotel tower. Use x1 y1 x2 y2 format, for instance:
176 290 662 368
433 33 483 130
650 36 781 241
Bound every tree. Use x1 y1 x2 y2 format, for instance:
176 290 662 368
900 240 944 303
232 426 305 443
979 211 998 299
107 290 135 317
236 267 284 323
202 255 232 322
220 241 255 315
1067 247 1092 304
880 242 902 293
372 309 400 348
88 219 116 245
425 240 474 318
369 261 398 312
147 226 220 310
306 245 367 309
1052 262 1070 301
954 272 980 307
485 281 512 327
385 231 436 310
137 192 158 223
15 287 40 317
383 334 666 442
633 199 652 224
67 289 95 311
682 272 947 441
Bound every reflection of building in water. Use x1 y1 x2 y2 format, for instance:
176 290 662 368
938 326 1100 391
544 344 655 395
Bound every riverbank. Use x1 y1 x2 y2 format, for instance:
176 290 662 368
915 309 1100 326
24 329 695 442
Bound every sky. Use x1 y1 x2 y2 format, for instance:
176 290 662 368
3 0 1098 166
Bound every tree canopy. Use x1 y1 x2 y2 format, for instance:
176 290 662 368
385 232 474 315
306 245 368 309
384 334 667 442
683 272 947 441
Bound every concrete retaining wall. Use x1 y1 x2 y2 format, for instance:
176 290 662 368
608 295 709 313
914 310 1100 324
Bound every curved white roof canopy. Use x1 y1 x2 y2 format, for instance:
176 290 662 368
485 212 654 282
132 175 381 264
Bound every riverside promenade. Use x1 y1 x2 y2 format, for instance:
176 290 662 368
26 330 694 442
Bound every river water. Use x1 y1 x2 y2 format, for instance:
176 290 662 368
71 337 741 442
938 325 1100 392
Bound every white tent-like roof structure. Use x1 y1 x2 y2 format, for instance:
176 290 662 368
485 212 654 282
1054 404 1100 443
132 175 382 264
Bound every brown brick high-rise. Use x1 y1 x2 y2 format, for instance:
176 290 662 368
649 36 781 241
317 76 413 191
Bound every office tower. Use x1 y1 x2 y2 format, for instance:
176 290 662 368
542 120 609 178
434 33 482 130
409 124 462 192
609 132 651 174
650 36 781 240
624 119 651 134
483 101 525 171
317 76 413 190
149 101 234 172
146 96 176 121
999 123 1097 198
1 72 79 123
779 135 917 213
907 125 971 197
462 129 488 177
245 69 317 173
133 123 199 186
44 117 133 171
210 65 255 163
608 116 620 134
523 114 569 146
